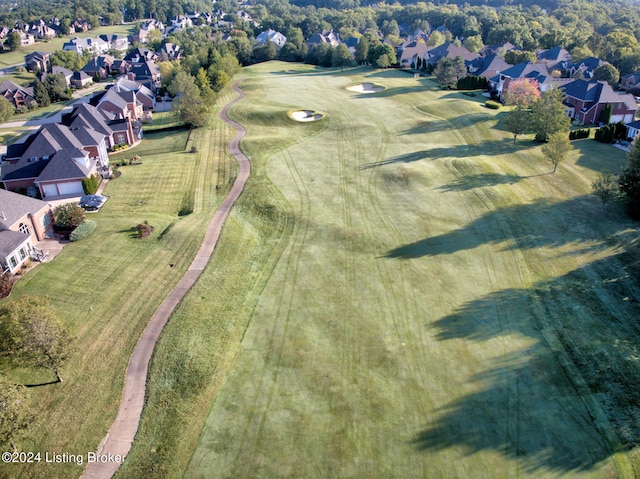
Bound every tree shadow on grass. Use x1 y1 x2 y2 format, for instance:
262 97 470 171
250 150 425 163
414 253 640 474
383 197 613 260
359 150 435 169
437 171 549 192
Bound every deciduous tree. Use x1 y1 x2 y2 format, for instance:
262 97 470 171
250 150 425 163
0 296 72 383
541 131 573 173
530 87 571 142
591 172 619 212
433 56 466 89
53 203 85 229
593 63 620 85
0 97 14 122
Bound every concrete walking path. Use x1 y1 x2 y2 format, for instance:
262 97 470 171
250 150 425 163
81 80 250 479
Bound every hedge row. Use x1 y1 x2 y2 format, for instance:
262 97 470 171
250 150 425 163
70 220 97 242
485 100 502 109
594 122 627 143
569 128 590 140
457 75 488 91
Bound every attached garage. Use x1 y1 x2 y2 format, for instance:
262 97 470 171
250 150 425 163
40 180 84 198
58 181 84 196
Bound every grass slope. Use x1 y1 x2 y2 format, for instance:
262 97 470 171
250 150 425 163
0 107 236 478
177 64 638 478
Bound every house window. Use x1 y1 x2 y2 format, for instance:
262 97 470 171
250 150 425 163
41 214 51 228
18 248 26 260
9 256 17 268
19 223 30 236
116 133 126 144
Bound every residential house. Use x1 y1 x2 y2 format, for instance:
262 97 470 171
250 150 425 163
50 66 73 87
169 15 193 30
398 40 430 69
81 55 116 80
479 42 516 57
132 19 164 44
111 59 131 76
307 30 340 49
0 189 54 274
24 51 50 72
423 42 478 67
65 103 137 147
560 79 637 124
28 21 56 40
70 71 93 89
96 88 144 122
124 47 158 64
0 122 108 199
111 77 155 115
625 119 640 141
466 54 511 81
489 62 552 100
0 79 35 109
128 60 161 89
157 42 181 61
563 57 606 80
14 30 35 46
99 34 129 51
62 36 109 55
621 70 640 92
537 46 571 67
256 28 287 49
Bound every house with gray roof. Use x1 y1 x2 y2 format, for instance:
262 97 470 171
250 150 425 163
423 42 478 66
1 120 110 199
560 79 637 125
256 28 287 49
0 79 35 109
489 62 552 100
0 189 54 274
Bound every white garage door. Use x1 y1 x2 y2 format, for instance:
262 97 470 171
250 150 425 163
57 181 84 195
42 184 58 197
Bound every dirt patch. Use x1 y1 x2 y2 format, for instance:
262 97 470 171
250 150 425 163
347 82 385 93
289 110 325 122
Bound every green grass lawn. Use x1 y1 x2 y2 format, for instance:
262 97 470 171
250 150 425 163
3 62 640 479
0 106 237 478
123 63 639 478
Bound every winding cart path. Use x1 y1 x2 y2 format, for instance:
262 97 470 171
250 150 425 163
82 81 250 479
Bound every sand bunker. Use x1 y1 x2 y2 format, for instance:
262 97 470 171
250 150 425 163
290 110 324 122
347 82 384 93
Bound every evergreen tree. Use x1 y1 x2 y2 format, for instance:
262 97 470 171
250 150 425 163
33 78 50 107
618 141 640 218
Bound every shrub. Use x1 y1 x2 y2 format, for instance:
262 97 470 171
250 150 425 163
136 221 154 239
82 174 99 194
569 128 590 140
190 146 198 153
456 75 488 91
54 203 86 229
485 100 502 109
70 220 96 242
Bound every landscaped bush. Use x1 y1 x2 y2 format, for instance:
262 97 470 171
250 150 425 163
485 100 502 109
457 75 488 91
594 122 627 143
70 220 96 242
569 128 590 140
82 174 99 194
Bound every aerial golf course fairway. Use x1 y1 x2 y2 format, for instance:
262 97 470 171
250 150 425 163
124 62 640 478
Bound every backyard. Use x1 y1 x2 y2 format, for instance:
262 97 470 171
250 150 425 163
2 63 640 478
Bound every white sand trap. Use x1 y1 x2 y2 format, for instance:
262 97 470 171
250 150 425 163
347 82 384 93
290 110 324 122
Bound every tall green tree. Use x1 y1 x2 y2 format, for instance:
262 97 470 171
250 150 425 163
45 73 71 102
354 35 369 65
530 87 571 142
331 44 353 71
591 172 619 212
168 70 209 128
593 63 620 85
5 31 21 52
541 131 573 173
32 78 50 107
0 97 14 122
618 141 640 218
433 56 467 89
